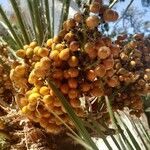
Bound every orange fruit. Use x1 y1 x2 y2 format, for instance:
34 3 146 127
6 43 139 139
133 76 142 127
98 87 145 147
68 68 79 78
103 58 114 70
42 95 53 105
29 41 37 49
106 69 115 77
86 16 100 29
60 83 69 94
37 47 49 57
74 12 83 23
98 46 111 59
63 70 70 79
16 49 26 58
107 76 119 87
94 64 106 77
66 18 76 30
46 39 53 47
68 78 78 88
68 89 79 99
81 82 91 92
90 2 100 13
68 56 79 67
69 41 80 52
49 50 59 61
52 69 63 79
64 32 75 43
70 99 80 108
39 86 50 95
111 44 120 58
87 69 96 81
103 9 119 22
59 48 70 61
84 42 95 53
91 87 104 97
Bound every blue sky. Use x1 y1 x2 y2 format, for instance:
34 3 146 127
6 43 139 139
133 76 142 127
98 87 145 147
0 0 149 33
0 0 149 19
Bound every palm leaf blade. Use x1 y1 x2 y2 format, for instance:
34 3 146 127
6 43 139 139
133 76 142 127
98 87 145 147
10 0 30 44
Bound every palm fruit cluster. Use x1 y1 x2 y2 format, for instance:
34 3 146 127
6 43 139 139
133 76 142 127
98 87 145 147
10 0 149 134
10 41 84 134
111 34 150 116
0 42 13 104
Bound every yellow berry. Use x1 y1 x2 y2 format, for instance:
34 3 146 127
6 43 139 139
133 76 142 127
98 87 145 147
49 50 59 61
68 56 79 67
16 49 26 58
38 47 49 57
42 95 53 104
29 41 37 49
28 92 40 104
46 39 53 47
39 86 50 95
59 48 70 61
26 47 33 58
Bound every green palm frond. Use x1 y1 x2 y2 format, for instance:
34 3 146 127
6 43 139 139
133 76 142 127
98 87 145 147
0 0 71 48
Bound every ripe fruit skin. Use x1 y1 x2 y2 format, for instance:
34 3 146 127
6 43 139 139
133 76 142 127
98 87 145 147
86 16 100 29
91 87 104 97
84 42 95 53
59 48 70 61
38 47 49 57
49 50 59 61
16 49 26 58
66 19 76 30
98 46 111 59
107 76 119 87
28 93 40 104
103 58 114 70
81 82 91 92
68 68 79 78
90 2 100 13
68 78 78 88
39 86 50 95
52 69 63 80
30 41 37 49
68 89 78 99
103 9 119 22
111 44 120 58
60 84 69 94
26 47 33 58
74 12 83 23
22 106 30 114
46 39 53 47
68 56 79 67
70 99 80 108
69 41 80 52
94 64 106 77
87 70 96 81
15 65 26 77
